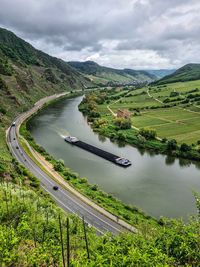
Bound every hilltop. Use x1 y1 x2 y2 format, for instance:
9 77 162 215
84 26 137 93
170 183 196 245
68 60 157 85
154 63 200 85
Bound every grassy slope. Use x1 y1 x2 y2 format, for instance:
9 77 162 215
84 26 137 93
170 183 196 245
104 80 200 144
2 182 199 266
154 63 200 85
0 27 93 163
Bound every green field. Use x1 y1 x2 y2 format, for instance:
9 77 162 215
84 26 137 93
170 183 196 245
132 108 200 144
98 80 200 144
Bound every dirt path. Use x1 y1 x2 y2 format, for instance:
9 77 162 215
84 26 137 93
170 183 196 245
146 89 163 104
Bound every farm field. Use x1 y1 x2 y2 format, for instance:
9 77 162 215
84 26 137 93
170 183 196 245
132 108 200 144
98 79 200 144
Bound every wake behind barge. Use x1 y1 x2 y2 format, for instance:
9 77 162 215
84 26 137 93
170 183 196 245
64 136 131 167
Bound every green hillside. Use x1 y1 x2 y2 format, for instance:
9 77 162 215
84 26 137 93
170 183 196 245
0 27 92 116
0 28 199 266
0 27 93 161
154 64 200 85
1 181 199 266
0 27 93 171
68 60 156 85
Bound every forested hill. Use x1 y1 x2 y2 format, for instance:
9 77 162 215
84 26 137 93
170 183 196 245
0 27 92 116
68 60 157 85
153 63 200 85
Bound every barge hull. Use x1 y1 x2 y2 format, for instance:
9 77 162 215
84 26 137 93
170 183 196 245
64 136 131 167
74 141 119 163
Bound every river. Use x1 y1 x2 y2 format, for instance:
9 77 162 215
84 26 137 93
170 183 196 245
27 96 200 220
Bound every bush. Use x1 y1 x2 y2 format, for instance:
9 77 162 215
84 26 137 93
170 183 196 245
0 107 6 114
139 128 157 140
180 143 191 152
91 184 98 191
166 139 177 151
170 91 179 97
54 159 65 172
114 118 132 130
117 132 126 141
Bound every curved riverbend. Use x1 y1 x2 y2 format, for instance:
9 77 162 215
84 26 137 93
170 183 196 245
28 96 200 220
7 93 137 234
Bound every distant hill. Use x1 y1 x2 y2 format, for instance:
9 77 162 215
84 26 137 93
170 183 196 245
0 27 93 122
144 69 175 79
68 61 157 85
153 64 200 85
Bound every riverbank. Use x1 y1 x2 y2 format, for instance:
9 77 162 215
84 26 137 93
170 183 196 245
19 94 160 230
15 93 200 266
78 91 200 164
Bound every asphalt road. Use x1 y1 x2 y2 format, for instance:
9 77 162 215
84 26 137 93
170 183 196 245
7 100 136 235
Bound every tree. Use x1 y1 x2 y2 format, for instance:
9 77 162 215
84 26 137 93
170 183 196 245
114 118 132 130
139 128 157 140
180 143 191 152
166 139 177 151
117 132 126 141
54 159 65 172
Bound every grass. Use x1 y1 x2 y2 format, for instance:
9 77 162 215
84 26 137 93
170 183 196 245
131 108 200 144
97 80 200 145
111 93 162 110
0 128 12 161
1 181 198 266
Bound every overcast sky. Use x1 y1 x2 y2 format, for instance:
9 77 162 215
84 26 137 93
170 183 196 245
0 0 200 69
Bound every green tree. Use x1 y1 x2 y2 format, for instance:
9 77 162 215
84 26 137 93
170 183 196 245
166 139 177 151
139 128 157 140
180 143 191 152
114 117 132 130
54 159 65 172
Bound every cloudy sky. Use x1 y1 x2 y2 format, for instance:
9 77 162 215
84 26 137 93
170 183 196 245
0 0 200 69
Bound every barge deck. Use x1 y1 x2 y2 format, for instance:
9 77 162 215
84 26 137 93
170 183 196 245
64 136 131 167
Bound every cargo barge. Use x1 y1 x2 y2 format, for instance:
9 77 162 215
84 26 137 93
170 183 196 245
64 136 131 167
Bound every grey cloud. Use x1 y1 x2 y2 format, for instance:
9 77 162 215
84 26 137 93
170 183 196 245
0 0 199 68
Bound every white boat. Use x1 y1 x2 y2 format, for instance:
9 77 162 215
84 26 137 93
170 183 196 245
115 157 132 166
64 136 79 143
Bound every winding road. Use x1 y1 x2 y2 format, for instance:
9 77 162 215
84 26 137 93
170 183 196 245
6 93 137 235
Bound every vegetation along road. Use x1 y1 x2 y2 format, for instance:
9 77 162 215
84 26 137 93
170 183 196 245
6 93 137 235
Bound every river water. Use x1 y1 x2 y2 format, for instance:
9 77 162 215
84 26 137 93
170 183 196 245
27 96 200 220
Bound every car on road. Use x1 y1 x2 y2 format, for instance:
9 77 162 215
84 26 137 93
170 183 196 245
53 186 59 190
12 122 16 127
16 146 19 149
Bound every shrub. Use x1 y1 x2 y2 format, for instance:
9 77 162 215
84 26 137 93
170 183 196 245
180 143 192 152
139 128 157 140
91 184 98 191
166 139 177 151
170 91 179 97
114 117 131 130
54 159 65 172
